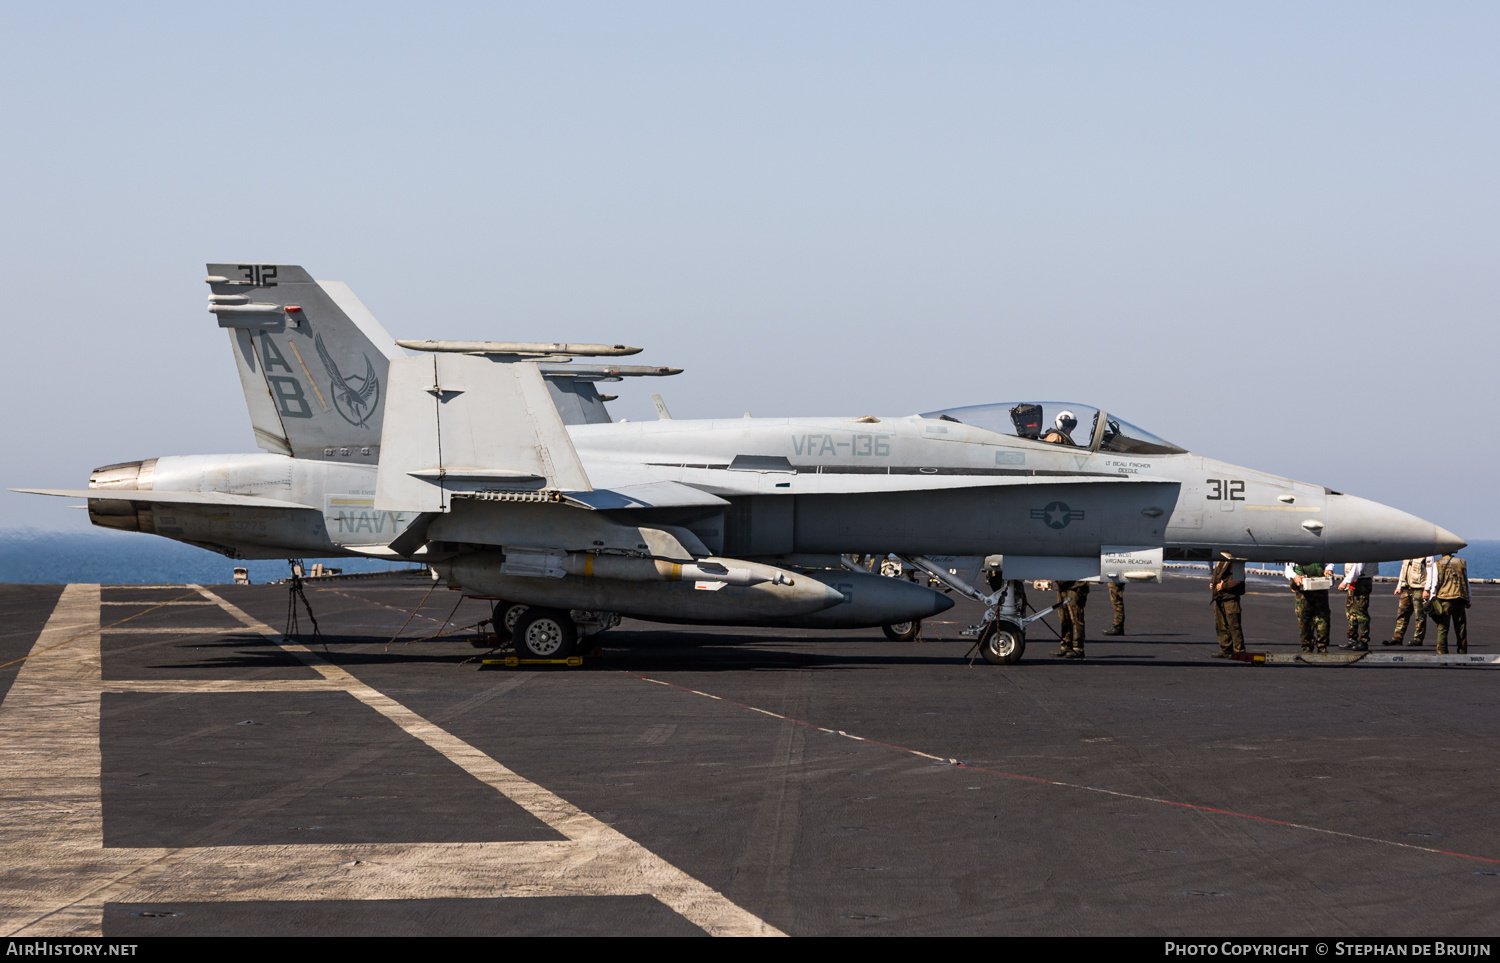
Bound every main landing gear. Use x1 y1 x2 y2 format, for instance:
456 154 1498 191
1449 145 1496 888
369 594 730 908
485 600 620 659
490 601 530 642
511 607 578 659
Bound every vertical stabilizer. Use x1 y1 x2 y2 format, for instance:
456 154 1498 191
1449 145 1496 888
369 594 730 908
207 263 403 463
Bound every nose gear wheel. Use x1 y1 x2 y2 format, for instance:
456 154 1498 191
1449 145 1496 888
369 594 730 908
979 619 1025 665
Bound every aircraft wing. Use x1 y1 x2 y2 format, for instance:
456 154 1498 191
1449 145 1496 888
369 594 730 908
13 488 317 510
563 481 730 510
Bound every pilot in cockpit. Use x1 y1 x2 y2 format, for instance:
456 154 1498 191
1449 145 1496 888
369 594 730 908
1041 410 1079 446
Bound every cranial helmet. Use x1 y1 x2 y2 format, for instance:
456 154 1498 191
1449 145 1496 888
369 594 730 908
1055 411 1077 431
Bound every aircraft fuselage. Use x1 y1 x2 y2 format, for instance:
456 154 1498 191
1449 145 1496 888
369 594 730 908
82 411 1459 566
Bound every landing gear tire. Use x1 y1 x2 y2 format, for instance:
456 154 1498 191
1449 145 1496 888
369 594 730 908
882 620 922 642
511 607 577 659
979 619 1025 665
490 601 529 643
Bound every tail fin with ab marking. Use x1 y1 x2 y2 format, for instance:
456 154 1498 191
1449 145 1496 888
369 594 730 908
207 263 403 462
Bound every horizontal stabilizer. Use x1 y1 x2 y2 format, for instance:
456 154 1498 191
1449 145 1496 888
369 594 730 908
15 488 316 510
423 500 710 559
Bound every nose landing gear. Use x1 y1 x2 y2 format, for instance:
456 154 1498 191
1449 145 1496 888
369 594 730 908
977 618 1025 665
897 555 1056 666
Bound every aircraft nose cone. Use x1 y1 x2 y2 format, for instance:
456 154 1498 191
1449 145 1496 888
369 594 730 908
1325 495 1467 560
1434 525 1467 555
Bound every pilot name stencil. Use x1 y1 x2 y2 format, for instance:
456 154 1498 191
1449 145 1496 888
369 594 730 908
1104 459 1153 474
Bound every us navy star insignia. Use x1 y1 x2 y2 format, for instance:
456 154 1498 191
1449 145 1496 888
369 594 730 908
1031 501 1086 530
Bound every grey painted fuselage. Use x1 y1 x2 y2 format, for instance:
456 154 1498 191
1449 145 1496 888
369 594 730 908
82 409 1457 567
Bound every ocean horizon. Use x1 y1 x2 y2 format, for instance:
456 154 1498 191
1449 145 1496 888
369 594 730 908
0 528 416 585
1 527 1496 585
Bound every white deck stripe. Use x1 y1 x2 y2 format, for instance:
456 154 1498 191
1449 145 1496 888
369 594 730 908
0 584 124 937
0 584 781 937
189 585 780 935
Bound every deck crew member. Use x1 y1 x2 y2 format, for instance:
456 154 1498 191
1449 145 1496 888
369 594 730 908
1103 583 1126 636
1338 562 1374 652
1286 562 1332 653
1211 557 1246 658
1054 580 1089 659
1386 557 1430 647
1425 553 1471 655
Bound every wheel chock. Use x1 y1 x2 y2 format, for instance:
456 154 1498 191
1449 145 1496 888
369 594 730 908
479 655 585 669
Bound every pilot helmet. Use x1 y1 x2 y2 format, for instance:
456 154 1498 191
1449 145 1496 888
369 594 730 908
1055 411 1077 431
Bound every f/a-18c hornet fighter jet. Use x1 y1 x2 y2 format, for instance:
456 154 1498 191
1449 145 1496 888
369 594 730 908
19 264 1464 665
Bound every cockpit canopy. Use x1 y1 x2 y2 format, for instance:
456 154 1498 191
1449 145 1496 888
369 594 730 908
919 402 1187 456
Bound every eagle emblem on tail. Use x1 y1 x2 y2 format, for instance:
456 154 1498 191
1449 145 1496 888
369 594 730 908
316 334 380 428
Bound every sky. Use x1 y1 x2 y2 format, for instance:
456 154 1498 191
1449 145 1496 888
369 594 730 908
2 2 1496 537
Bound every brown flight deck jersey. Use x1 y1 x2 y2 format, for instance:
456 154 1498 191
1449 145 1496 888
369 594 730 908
1432 555 1471 604
1211 560 1245 599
